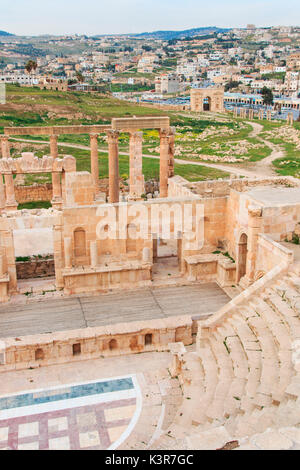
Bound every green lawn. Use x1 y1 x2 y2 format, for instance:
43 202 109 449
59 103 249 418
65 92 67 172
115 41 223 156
272 143 300 177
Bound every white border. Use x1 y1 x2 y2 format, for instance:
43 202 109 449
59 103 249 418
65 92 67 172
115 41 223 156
108 374 142 450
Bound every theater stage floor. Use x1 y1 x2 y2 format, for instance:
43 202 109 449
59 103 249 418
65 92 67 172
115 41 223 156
0 282 230 339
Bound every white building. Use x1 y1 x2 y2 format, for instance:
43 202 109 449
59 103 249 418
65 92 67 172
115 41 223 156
0 73 39 86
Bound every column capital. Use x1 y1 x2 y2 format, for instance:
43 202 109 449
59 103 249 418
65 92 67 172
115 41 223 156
129 130 143 140
248 205 262 218
50 134 58 141
168 126 176 136
107 129 119 143
90 133 98 140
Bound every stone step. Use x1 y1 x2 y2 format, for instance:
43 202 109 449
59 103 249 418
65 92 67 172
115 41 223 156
206 332 234 420
265 289 300 339
186 425 233 450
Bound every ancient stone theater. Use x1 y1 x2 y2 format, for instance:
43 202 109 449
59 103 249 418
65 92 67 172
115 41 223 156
0 116 300 450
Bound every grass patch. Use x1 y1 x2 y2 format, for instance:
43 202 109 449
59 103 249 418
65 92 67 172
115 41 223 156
18 201 52 210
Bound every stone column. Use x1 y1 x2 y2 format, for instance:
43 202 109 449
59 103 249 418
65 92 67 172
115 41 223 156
5 173 17 211
242 205 263 287
53 224 64 288
50 135 62 208
50 135 58 158
107 130 120 203
0 229 17 293
159 129 169 198
0 137 16 210
64 237 72 269
0 174 5 212
90 240 98 267
168 127 175 178
0 136 10 158
90 133 99 193
129 131 144 199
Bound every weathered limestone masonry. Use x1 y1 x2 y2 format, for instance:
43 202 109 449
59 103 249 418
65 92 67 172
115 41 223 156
107 130 120 203
287 112 294 125
4 118 175 200
129 131 144 199
190 87 225 113
14 183 53 204
0 315 193 371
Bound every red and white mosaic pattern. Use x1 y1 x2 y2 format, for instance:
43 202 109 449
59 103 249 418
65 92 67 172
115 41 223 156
0 397 137 450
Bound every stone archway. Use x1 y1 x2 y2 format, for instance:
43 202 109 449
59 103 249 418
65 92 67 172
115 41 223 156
203 97 211 111
190 87 225 113
236 233 248 284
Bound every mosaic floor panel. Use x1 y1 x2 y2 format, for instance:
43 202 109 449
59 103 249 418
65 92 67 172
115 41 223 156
0 375 141 450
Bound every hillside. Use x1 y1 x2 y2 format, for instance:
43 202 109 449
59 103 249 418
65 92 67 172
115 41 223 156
0 30 13 36
129 26 230 40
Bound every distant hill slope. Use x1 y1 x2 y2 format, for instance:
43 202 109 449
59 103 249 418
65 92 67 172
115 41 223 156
0 30 13 36
130 26 230 40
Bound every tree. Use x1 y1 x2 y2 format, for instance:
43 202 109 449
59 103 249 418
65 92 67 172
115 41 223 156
261 86 274 105
229 57 237 66
25 59 37 74
225 80 240 91
76 71 84 83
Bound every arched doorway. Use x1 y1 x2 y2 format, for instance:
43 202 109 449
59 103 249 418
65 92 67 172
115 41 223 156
237 233 248 283
203 97 211 111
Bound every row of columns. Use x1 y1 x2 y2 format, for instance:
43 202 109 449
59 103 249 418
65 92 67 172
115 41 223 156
0 125 176 211
233 108 266 121
90 127 175 203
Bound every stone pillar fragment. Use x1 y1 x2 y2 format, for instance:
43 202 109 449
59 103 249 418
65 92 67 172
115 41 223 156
90 133 99 193
0 137 16 210
159 129 169 198
5 174 17 211
107 130 120 203
242 205 263 287
64 237 72 269
0 229 17 293
90 240 98 267
129 131 144 199
168 127 175 178
0 136 10 158
50 135 62 208
0 174 6 212
50 135 58 159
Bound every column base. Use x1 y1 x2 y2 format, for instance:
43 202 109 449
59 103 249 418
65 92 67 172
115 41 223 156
51 198 63 210
127 194 143 201
5 202 18 212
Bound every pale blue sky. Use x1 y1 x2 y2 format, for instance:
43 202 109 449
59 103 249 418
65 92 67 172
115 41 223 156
1 0 300 36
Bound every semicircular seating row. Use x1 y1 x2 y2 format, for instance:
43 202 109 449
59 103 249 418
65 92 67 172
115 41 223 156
151 263 300 450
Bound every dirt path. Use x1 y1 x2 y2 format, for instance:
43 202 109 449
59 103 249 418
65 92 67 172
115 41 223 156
10 121 284 179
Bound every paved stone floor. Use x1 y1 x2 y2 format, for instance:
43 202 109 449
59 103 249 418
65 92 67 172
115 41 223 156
0 351 181 450
0 283 230 338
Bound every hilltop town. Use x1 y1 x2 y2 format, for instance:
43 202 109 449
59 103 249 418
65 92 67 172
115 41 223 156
0 24 300 109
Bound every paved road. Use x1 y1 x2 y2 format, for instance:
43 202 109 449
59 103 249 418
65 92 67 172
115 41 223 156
0 283 230 338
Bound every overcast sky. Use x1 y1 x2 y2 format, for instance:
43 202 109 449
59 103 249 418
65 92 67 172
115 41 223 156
1 0 300 36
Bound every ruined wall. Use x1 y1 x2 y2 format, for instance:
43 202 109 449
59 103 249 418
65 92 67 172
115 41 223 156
15 184 53 204
16 257 55 279
255 234 293 278
262 204 300 241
